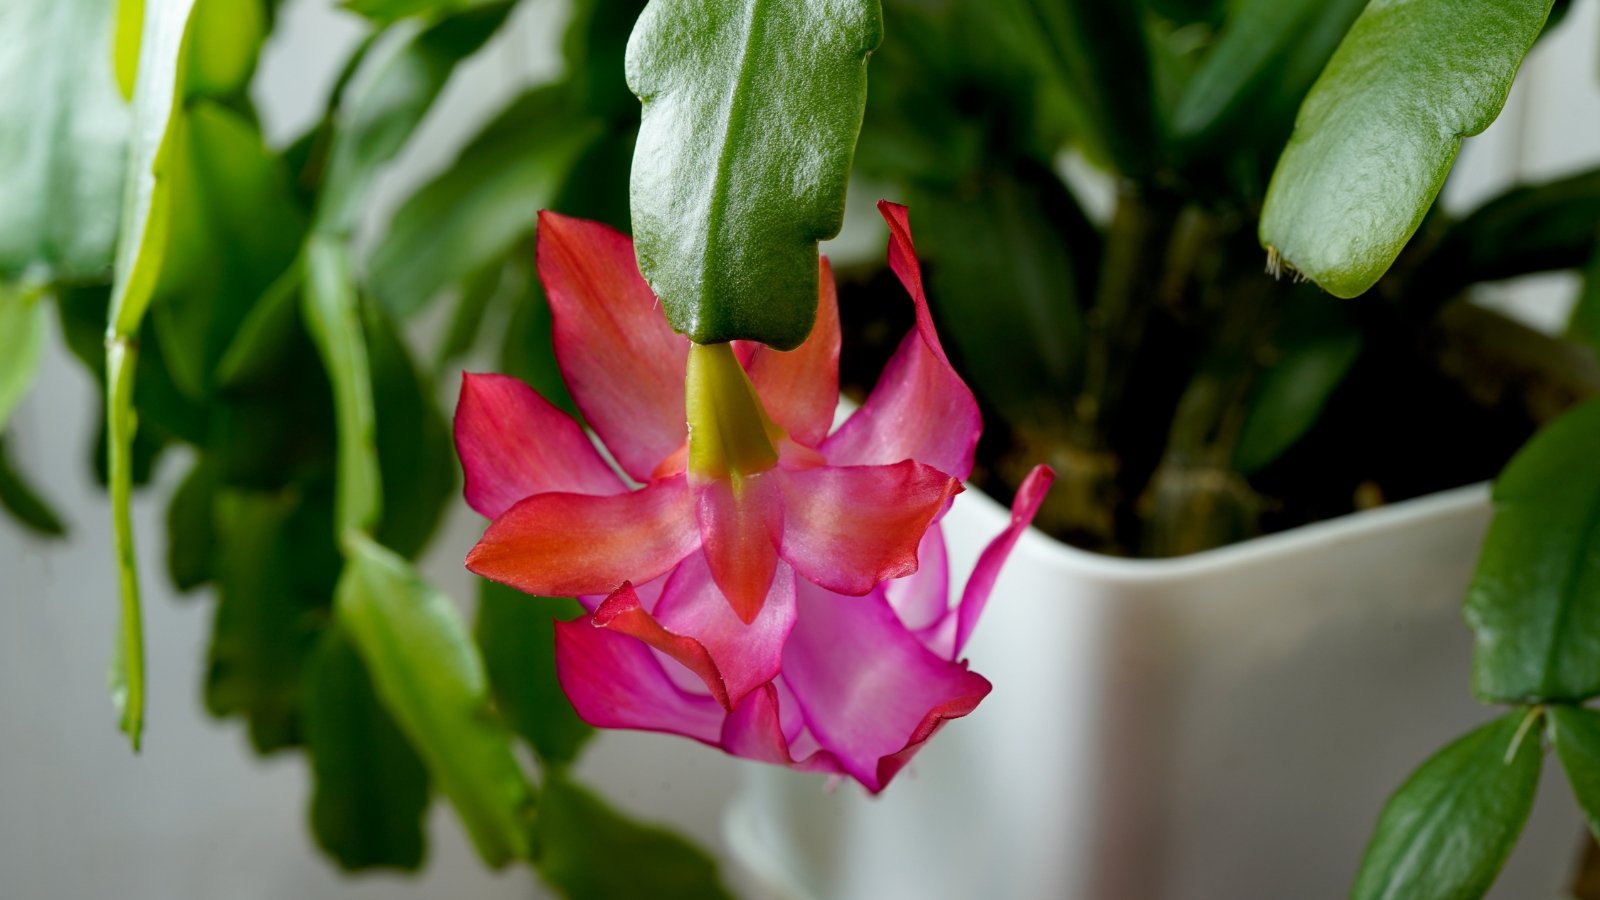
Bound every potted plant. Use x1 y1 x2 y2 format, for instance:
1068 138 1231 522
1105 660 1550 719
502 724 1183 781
3 0 1600 898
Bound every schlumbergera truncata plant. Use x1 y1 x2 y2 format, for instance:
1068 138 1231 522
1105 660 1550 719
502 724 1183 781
4 0 1600 896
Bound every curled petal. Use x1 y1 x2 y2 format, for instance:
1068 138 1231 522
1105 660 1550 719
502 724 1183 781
721 684 844 775
951 464 1055 657
822 202 980 480
466 476 697 597
553 616 723 744
454 373 622 519
537 211 689 481
783 581 993 793
885 526 950 632
779 461 962 597
744 257 842 448
593 582 730 709
694 470 784 624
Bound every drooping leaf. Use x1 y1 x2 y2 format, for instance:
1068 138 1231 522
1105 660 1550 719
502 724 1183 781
1573 240 1600 350
204 487 336 753
1548 705 1600 842
365 298 454 559
1234 292 1362 475
301 236 381 538
534 772 733 900
627 0 882 348
182 0 265 98
1416 167 1600 299
1260 0 1554 298
1466 397 1600 703
0 0 130 282
342 0 493 25
303 625 430 871
433 259 502 369
0 436 67 538
315 2 512 235
1351 711 1544 900
368 86 601 318
336 534 534 867
0 284 48 431
562 0 648 120
165 456 218 591
475 581 592 767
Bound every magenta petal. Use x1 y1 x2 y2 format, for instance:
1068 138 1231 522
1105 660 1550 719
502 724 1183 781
721 684 844 775
553 616 723 744
822 203 981 480
783 580 992 793
466 476 698 598
453 373 622 519
593 582 732 709
778 460 961 597
694 470 784 624
950 464 1055 657
655 554 797 708
744 257 842 448
537 211 689 481
885 525 950 632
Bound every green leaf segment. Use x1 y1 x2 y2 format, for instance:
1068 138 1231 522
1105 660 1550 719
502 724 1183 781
627 0 881 349
1260 0 1554 297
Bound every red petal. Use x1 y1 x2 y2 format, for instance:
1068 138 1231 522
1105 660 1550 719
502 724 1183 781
694 470 783 623
553 616 723 744
466 476 697 597
822 202 980 480
778 461 961 597
453 373 622 519
743 257 841 448
537 211 689 481
782 580 992 793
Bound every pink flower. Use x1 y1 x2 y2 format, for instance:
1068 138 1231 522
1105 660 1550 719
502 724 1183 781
456 201 1053 792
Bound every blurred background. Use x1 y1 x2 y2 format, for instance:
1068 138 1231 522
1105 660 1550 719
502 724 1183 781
3 0 1600 897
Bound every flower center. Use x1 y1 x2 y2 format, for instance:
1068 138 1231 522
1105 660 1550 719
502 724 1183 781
685 342 781 480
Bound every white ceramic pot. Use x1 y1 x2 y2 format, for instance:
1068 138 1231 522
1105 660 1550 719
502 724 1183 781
724 484 1585 899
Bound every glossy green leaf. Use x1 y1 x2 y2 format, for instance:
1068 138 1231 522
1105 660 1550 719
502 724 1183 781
0 0 130 282
534 773 732 900
0 284 48 431
1351 711 1544 900
336 534 534 867
0 436 66 538
1260 0 1554 298
366 298 455 559
315 3 511 235
165 457 217 591
1171 0 1366 153
475 581 592 767
1466 397 1600 703
994 0 1162 176
302 236 381 539
1234 293 1362 475
369 86 601 318
205 488 335 752
627 0 882 348
1417 167 1600 298
303 625 430 871
1548 705 1600 842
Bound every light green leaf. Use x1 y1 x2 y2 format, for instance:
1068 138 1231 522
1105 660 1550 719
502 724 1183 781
534 772 732 900
0 0 130 282
302 236 381 539
475 581 592 767
1260 0 1554 298
627 0 882 349
369 86 601 318
0 285 48 431
1351 710 1544 900
1466 397 1600 703
303 625 430 871
365 298 454 559
336 534 534 867
114 0 145 100
1548 705 1600 842
183 0 264 98
315 3 511 235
